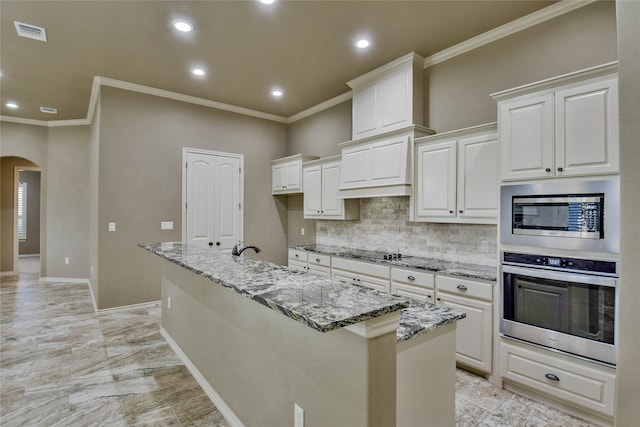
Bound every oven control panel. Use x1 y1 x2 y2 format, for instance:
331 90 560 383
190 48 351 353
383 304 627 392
502 252 618 276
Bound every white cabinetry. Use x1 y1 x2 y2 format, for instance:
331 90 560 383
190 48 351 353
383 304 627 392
415 123 498 224
347 52 424 140
391 267 435 303
332 257 390 293
339 126 434 199
501 340 616 420
272 154 318 195
493 63 618 181
288 248 308 272
436 275 493 373
307 253 331 277
303 156 359 220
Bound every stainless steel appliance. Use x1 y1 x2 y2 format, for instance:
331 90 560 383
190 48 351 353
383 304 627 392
500 251 617 365
500 179 619 253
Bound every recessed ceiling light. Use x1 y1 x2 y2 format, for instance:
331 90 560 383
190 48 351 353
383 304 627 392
260 0 276 4
172 19 193 32
192 68 206 76
271 89 283 97
6 102 19 109
356 39 371 49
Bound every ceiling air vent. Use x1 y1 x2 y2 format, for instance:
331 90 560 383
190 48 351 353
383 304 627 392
14 21 47 42
40 107 58 114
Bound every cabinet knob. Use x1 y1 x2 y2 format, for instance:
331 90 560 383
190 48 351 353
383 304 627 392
294 254 299 258
317 210 321 214
545 373 560 382
315 258 320 263
449 210 454 214
545 168 552 173
459 210 463 214
407 275 416 281
457 284 468 291
557 167 564 172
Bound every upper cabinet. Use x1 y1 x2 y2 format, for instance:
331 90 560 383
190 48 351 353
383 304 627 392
303 156 359 220
347 52 425 141
271 154 319 195
414 123 498 224
493 63 619 181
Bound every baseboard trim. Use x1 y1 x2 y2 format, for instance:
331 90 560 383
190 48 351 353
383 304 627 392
0 271 18 277
97 300 161 314
160 326 244 427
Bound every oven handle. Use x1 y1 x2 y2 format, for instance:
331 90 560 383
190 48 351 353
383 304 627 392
501 265 617 288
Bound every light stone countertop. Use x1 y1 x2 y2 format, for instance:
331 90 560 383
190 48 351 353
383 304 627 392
291 244 497 282
142 242 466 343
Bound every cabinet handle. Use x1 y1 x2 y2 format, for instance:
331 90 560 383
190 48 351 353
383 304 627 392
407 275 416 281
315 258 321 263
545 373 560 382
545 168 552 173
557 167 564 172
457 284 468 291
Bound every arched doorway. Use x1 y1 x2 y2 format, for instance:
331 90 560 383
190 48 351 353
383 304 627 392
0 156 42 277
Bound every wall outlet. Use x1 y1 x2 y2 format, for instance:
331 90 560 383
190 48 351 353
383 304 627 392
161 221 174 230
300 228 305 236
64 257 69 265
294 403 304 427
167 296 171 310
480 240 490 253
108 222 116 232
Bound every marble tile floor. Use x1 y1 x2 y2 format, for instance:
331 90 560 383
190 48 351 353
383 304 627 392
0 275 595 427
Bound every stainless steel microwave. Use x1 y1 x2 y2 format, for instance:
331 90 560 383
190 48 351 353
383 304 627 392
500 179 620 253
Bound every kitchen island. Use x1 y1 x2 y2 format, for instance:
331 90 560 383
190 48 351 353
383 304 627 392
141 242 464 427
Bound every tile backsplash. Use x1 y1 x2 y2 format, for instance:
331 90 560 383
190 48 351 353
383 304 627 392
316 197 497 266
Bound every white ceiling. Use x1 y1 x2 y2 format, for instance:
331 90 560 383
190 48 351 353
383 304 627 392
0 0 557 122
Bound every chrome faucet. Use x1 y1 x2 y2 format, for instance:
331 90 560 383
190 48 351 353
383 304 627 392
232 242 262 256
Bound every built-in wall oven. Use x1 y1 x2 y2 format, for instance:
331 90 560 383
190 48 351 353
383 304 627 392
500 178 620 365
501 252 617 365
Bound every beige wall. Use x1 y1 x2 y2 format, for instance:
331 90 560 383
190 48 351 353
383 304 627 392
96 87 288 308
425 0 617 132
287 100 352 157
46 126 91 278
615 0 640 424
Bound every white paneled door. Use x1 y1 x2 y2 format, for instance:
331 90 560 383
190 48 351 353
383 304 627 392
183 149 243 251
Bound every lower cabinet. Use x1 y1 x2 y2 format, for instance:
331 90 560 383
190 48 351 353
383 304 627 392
331 257 390 293
391 267 435 303
501 340 616 419
307 253 331 277
435 275 493 374
287 249 308 272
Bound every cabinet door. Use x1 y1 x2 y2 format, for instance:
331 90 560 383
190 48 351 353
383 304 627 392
320 161 343 218
359 274 391 293
272 164 286 192
457 134 498 222
391 282 435 303
500 94 554 181
303 165 322 218
437 292 493 373
285 161 301 191
352 84 378 140
415 141 457 220
379 68 411 132
370 136 411 186
555 78 619 177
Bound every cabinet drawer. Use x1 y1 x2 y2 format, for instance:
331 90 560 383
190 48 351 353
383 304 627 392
501 341 616 416
288 260 308 272
288 249 308 263
331 257 390 279
436 275 493 301
391 267 434 288
307 253 331 268
391 282 435 303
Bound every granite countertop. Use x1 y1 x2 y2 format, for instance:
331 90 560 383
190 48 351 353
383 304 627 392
291 244 497 282
140 242 411 334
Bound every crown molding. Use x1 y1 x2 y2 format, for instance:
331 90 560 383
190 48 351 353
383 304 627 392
0 115 49 127
423 0 598 68
286 91 353 123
